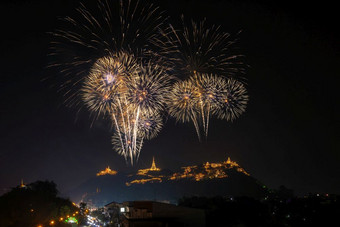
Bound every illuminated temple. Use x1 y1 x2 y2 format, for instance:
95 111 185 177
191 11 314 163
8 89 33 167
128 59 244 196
169 157 250 181
125 156 249 185
137 157 160 176
127 157 163 186
96 166 118 176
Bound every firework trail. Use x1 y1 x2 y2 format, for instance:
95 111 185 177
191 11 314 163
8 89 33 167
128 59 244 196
111 131 144 163
80 51 136 164
190 73 229 139
120 61 171 164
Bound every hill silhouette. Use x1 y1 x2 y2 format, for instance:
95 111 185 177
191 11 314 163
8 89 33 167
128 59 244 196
68 157 268 206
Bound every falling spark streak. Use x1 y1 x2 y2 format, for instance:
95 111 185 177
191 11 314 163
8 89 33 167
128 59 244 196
111 111 127 160
191 113 202 142
132 106 140 163
190 73 228 139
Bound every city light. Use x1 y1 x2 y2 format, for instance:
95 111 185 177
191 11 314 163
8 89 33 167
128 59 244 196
65 217 78 224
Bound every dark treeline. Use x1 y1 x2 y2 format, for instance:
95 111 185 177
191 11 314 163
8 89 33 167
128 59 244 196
179 188 340 226
0 180 84 227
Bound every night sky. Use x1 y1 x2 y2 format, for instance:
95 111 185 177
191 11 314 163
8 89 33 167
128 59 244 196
1 0 338 197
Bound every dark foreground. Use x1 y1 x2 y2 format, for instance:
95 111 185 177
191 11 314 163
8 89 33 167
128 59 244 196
1 181 339 227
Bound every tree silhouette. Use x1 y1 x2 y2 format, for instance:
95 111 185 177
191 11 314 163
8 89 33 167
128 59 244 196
0 180 81 227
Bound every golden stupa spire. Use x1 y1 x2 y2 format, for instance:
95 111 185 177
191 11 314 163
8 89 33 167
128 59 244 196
20 179 26 188
136 156 160 176
150 156 157 170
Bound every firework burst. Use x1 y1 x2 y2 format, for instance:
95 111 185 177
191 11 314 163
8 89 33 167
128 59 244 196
50 0 250 165
81 52 139 117
137 111 164 140
190 73 228 138
49 0 166 107
155 16 245 78
167 73 248 140
126 61 173 113
81 55 172 165
111 61 171 164
49 0 170 165
213 78 249 122
166 79 202 140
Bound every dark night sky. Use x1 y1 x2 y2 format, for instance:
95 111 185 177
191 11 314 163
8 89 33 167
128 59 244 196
1 0 339 197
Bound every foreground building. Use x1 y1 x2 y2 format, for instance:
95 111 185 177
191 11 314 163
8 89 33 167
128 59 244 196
105 200 205 227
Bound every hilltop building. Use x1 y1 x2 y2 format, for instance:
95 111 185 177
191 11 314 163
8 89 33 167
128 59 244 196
19 179 26 188
137 157 160 176
96 166 117 176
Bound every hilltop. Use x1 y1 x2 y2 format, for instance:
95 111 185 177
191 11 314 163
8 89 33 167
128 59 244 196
68 157 267 207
